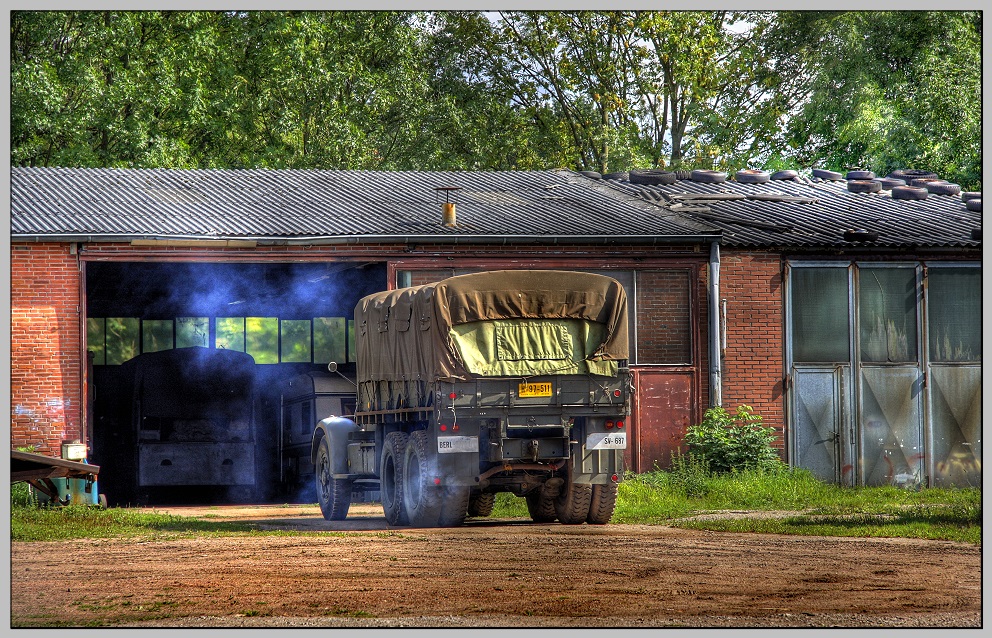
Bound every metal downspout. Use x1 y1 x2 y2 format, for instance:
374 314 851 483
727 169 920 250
708 242 722 407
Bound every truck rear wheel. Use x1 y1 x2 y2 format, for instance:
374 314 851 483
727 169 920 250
525 488 557 523
316 436 351 521
403 430 443 527
380 431 410 526
586 483 618 525
554 464 593 525
438 486 470 527
467 492 496 517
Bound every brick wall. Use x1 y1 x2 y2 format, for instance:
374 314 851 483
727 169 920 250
635 269 694 364
718 251 786 451
10 244 83 455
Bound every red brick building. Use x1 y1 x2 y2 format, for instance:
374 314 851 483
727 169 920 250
9 167 981 501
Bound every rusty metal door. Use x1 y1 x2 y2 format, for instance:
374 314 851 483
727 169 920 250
628 368 695 472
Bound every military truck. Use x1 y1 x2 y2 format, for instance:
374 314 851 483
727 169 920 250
311 270 631 527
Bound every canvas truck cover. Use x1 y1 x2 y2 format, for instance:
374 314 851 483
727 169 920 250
355 270 628 385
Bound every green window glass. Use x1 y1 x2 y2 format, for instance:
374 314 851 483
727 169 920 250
348 319 356 363
928 268 981 362
859 267 918 363
791 268 851 363
177 317 210 348
142 320 174 353
314 317 347 364
106 317 140 365
87 318 106 365
281 320 312 363
216 317 246 352
246 317 278 364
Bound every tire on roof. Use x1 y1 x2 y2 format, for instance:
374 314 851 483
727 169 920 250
844 229 879 242
812 168 843 180
846 170 875 180
878 177 906 190
580 170 603 180
629 169 677 185
909 177 946 188
925 182 961 196
848 179 882 194
770 170 798 180
887 169 938 182
891 185 929 201
961 191 981 202
691 169 728 183
965 198 982 212
734 169 770 184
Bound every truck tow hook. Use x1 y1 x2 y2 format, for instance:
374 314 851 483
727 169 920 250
525 439 540 462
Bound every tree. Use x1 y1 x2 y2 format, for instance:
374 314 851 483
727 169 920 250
767 11 981 190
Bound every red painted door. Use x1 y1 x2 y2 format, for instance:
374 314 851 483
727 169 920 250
627 368 696 473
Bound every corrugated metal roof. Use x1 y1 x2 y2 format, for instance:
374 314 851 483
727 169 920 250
601 172 981 249
9 167 717 244
9 166 981 250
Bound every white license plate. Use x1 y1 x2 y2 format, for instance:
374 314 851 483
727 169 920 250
437 435 478 454
586 432 627 450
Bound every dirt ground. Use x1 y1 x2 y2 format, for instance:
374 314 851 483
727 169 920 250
9 503 982 628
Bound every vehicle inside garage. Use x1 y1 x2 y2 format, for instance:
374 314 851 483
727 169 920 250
84 260 386 506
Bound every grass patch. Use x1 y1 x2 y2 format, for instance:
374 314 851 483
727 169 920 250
492 467 981 544
12 468 980 545
9 503 403 542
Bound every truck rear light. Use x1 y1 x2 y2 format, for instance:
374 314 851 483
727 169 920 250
613 389 621 397
452 424 460 431
449 392 458 400
616 420 625 429
605 421 614 429
611 474 619 482
434 478 442 486
440 424 447 431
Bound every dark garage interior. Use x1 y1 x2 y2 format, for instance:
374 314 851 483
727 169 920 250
85 260 386 506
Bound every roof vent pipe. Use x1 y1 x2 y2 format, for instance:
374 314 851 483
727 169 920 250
435 186 461 227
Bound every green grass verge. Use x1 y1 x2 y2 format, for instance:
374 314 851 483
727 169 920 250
12 468 980 544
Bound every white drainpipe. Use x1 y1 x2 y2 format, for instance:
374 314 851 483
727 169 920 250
708 241 722 407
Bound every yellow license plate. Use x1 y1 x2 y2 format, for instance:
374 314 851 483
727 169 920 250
518 382 552 398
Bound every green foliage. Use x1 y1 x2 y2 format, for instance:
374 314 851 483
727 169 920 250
9 10 980 186
770 10 982 190
683 405 784 474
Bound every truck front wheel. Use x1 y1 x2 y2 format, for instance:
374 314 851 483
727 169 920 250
525 488 557 523
467 492 496 518
316 436 351 521
380 431 410 526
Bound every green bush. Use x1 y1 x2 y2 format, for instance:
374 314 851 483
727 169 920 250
668 451 711 497
684 405 783 474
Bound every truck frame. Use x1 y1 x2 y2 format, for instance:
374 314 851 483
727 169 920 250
310 270 631 527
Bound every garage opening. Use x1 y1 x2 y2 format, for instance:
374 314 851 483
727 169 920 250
84 260 386 506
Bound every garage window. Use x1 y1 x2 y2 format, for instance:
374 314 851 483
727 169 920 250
314 316 347 364
177 317 210 348
281 320 312 363
246 317 279 364
142 320 174 353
